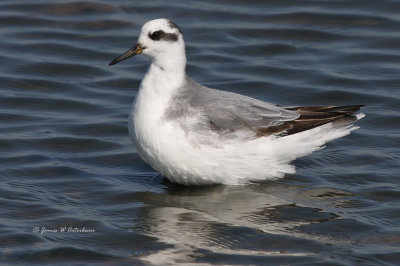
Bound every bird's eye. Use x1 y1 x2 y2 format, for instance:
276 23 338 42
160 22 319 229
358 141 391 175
149 30 164 41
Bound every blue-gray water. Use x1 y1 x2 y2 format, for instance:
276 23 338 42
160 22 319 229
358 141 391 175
1 0 399 265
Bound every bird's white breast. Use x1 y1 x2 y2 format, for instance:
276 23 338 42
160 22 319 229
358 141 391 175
128 64 186 175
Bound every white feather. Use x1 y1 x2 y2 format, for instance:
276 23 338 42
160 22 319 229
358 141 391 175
123 19 364 185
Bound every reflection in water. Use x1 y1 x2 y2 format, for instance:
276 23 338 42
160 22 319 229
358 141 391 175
136 183 353 264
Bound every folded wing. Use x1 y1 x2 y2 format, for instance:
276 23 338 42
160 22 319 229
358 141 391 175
174 77 363 139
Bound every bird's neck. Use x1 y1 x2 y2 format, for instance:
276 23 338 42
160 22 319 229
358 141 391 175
153 52 186 73
136 52 187 124
145 51 187 94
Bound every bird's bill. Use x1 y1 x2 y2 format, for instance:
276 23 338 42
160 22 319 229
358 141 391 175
109 44 143 66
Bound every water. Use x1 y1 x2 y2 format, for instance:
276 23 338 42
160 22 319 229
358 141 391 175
1 0 399 265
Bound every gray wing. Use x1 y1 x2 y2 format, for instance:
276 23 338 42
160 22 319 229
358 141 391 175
167 77 300 137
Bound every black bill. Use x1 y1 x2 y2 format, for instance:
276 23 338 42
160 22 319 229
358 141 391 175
109 44 144 66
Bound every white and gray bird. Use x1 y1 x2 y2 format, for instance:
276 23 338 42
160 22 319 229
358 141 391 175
109 18 364 185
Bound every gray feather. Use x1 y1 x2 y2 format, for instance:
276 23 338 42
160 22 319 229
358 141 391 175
165 77 299 136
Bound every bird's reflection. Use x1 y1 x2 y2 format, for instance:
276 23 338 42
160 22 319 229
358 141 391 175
135 181 350 263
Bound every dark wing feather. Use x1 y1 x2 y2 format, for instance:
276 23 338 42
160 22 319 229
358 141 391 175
256 105 364 137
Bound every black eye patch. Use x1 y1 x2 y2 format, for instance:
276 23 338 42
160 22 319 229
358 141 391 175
149 30 164 40
149 30 178 42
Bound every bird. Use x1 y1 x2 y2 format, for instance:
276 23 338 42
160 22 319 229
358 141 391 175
109 18 364 185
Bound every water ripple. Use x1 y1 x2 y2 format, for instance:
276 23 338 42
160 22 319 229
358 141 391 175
0 0 399 265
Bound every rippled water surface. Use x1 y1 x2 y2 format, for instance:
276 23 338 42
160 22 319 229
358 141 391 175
1 0 400 265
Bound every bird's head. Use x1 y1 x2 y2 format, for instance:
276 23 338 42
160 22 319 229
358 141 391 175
109 18 185 67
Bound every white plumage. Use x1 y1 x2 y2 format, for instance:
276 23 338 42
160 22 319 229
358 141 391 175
109 18 364 185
